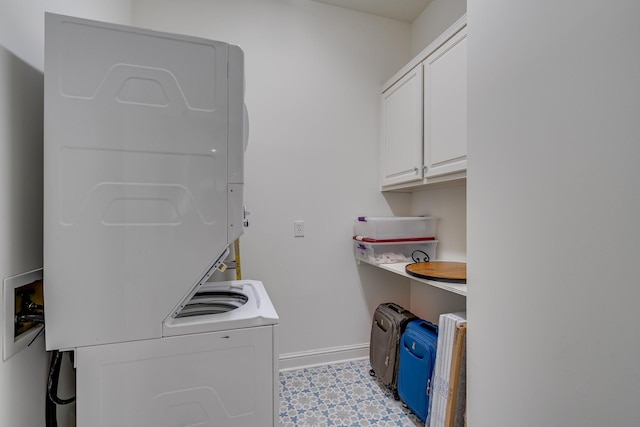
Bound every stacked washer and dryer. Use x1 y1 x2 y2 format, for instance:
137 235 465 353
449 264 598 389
43 14 279 427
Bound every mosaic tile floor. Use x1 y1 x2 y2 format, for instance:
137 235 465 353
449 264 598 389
279 359 423 427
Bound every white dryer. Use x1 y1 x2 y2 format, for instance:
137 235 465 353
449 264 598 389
43 14 279 427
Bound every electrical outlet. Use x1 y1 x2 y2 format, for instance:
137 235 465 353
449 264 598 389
294 220 304 237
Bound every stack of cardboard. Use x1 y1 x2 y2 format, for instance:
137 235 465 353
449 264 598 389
429 312 467 427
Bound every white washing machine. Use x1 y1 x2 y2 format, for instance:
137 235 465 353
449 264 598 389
43 14 279 426
76 280 279 427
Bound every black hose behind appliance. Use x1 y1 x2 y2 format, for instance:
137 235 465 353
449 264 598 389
46 350 76 427
15 287 76 426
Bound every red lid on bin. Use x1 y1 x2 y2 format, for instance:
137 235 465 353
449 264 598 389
352 235 435 243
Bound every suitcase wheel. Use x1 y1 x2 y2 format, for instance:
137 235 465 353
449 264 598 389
369 369 376 377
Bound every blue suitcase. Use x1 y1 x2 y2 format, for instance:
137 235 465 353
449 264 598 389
397 319 438 423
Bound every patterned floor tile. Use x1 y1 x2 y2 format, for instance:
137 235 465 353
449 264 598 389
279 359 423 427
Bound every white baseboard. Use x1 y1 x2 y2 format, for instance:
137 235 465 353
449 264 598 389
278 343 369 372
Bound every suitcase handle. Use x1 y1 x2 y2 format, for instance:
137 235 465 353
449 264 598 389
419 320 438 334
380 302 413 318
386 303 404 314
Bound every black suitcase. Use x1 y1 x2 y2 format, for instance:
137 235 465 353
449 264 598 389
369 302 417 397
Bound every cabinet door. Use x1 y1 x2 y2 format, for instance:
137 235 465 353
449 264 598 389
423 29 467 178
381 66 423 187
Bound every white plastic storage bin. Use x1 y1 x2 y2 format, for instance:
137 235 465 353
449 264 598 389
353 238 438 265
354 216 436 240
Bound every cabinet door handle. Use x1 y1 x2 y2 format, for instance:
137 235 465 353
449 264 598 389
414 167 419 174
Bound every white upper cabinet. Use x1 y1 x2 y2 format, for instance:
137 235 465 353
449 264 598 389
423 28 467 179
380 66 423 186
380 15 467 191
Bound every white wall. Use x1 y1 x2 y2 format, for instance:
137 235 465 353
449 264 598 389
468 0 640 425
410 0 467 56
412 183 467 263
0 2 131 425
0 46 47 427
0 0 132 70
133 0 412 364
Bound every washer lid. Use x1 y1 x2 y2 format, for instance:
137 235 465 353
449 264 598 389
162 280 279 336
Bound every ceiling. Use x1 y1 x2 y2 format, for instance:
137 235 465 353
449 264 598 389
310 0 433 23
